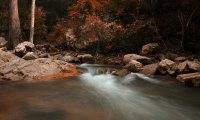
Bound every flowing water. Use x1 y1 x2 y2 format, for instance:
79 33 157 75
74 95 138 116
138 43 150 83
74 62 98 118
0 64 200 120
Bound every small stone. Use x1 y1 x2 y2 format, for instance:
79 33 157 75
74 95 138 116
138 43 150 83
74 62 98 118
22 52 38 60
0 37 7 48
158 59 175 75
77 54 94 63
175 57 187 63
63 55 80 63
141 43 159 55
123 54 152 65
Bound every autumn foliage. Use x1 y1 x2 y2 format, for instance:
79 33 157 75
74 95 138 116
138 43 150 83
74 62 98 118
0 0 200 53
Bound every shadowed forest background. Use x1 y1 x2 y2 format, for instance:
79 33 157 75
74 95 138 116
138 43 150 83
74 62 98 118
0 0 200 54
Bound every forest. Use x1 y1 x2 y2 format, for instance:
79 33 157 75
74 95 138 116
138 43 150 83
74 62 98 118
0 0 200 120
0 0 200 53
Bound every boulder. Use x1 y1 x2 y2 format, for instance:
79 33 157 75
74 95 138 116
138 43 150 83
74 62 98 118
140 63 159 75
22 52 38 60
113 69 130 77
123 54 152 65
0 37 7 48
77 54 94 63
176 73 200 87
124 60 143 72
0 49 79 81
15 41 35 57
141 43 159 55
158 59 175 75
176 62 190 74
63 55 80 63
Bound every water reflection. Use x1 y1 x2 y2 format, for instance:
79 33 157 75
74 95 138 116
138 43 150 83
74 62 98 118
0 64 199 120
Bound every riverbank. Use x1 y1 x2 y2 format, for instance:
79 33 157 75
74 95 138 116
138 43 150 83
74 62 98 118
0 41 200 87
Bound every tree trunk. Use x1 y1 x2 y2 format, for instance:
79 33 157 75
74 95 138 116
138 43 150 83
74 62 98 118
29 0 36 43
8 0 21 50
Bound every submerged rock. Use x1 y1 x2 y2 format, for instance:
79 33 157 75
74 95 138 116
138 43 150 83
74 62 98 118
141 43 159 55
123 54 152 65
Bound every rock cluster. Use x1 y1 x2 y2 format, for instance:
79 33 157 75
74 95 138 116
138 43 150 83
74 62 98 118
114 43 200 87
0 41 80 82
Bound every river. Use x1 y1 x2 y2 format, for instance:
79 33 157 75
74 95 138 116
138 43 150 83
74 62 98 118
0 64 199 120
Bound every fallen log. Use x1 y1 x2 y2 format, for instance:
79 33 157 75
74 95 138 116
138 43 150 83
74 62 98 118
176 72 200 87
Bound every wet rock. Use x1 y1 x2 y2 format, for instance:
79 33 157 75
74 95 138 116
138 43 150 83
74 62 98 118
77 54 94 63
113 69 130 77
0 49 79 81
22 52 38 60
158 59 175 75
124 60 143 72
63 55 80 63
123 54 152 65
140 63 159 75
0 37 7 48
15 41 35 57
141 43 159 55
176 62 190 74
176 72 200 87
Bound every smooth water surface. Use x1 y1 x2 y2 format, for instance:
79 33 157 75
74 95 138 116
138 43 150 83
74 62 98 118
0 64 200 120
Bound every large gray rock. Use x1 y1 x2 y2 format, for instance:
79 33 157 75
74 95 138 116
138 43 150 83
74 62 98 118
0 37 7 48
140 63 159 75
22 52 38 60
123 54 152 65
0 49 79 81
124 60 143 72
77 54 94 63
15 41 35 57
141 43 159 55
158 59 175 75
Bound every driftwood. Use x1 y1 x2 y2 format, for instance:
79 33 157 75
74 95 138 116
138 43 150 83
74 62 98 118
176 72 200 87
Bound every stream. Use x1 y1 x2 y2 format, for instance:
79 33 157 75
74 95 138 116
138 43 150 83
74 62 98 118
0 64 200 120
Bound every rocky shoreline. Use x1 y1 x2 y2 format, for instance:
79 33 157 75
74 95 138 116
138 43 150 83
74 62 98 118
0 40 200 87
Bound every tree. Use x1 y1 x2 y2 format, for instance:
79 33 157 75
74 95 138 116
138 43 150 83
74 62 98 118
8 0 21 49
29 0 36 43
